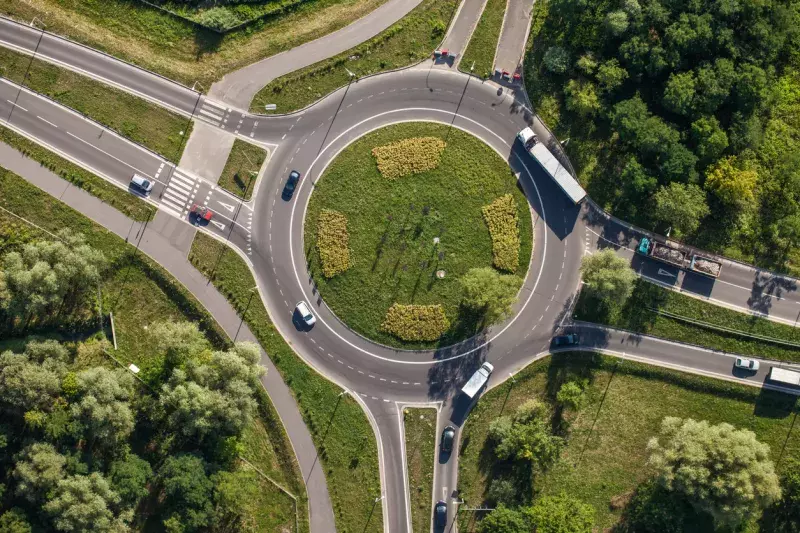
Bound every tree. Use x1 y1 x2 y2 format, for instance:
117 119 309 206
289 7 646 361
580 249 637 304
596 58 628 92
71 367 135 448
657 141 698 183
213 469 261 532
663 71 696 116
150 320 210 369
735 64 769 112
653 183 709 236
524 494 595 532
543 46 570 74
460 268 521 326
477 504 527 533
647 417 781 527
109 453 152 509
44 473 124 533
576 53 598 74
563 79 600 116
762 460 800 532
556 380 586 410
159 454 215 532
0 345 67 413
694 59 735 113
0 508 32 533
13 442 66 503
486 477 519 506
704 156 757 209
605 10 630 36
489 401 562 467
691 116 728 163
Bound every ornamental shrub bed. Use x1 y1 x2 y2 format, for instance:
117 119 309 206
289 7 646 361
317 209 351 278
381 303 450 341
482 194 521 273
371 137 447 179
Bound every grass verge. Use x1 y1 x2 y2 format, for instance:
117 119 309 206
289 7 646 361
456 352 800 531
459 0 507 78
0 165 303 531
0 125 155 222
303 123 533 349
575 279 800 363
404 408 436 533
217 139 267 200
250 0 458 113
189 232 383 533
0 47 191 162
1 0 390 87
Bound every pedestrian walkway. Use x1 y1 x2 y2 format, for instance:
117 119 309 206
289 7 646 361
160 167 202 218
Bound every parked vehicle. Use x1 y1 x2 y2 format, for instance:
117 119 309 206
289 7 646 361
517 128 586 204
295 301 316 327
440 426 455 453
734 358 760 371
130 173 154 195
553 334 579 346
283 170 301 199
462 362 494 398
434 500 448 527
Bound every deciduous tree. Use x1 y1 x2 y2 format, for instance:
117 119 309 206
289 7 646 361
159 454 215 532
71 367 136 448
13 442 67 503
44 473 124 533
477 504 527 533
524 494 595 532
704 156 757 208
653 182 709 236
460 268 521 326
580 249 637 304
544 46 571 74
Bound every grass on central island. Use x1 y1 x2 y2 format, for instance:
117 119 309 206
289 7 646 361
404 408 437 532
303 123 533 349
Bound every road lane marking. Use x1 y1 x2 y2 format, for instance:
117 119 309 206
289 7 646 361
64 131 153 176
6 100 27 112
37 116 58 128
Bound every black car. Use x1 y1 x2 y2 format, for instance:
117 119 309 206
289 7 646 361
434 500 447 527
553 333 579 346
282 170 301 199
441 426 455 453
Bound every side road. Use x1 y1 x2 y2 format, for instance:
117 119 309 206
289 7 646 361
0 141 336 533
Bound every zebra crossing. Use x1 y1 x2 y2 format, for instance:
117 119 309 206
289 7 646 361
159 166 203 218
196 98 228 128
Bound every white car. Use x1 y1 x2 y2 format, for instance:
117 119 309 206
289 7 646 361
295 301 316 326
734 358 760 371
130 173 154 195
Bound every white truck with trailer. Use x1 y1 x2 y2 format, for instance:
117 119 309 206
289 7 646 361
768 367 800 386
517 127 586 205
462 362 494 398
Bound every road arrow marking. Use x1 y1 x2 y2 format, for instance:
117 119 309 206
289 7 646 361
217 201 235 212
658 268 676 278
211 220 226 231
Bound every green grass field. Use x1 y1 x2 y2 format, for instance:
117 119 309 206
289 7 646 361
404 408 437 532
189 232 383 533
456 352 800 531
575 279 800 363
1 0 390 87
0 47 191 162
217 139 267 200
459 0 507 78
250 0 457 113
304 123 533 349
0 165 304 532
0 126 154 222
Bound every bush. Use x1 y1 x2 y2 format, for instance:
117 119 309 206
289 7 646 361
482 194 521 273
371 137 446 179
316 209 351 278
381 303 450 341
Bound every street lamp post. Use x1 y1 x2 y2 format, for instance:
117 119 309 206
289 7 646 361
313 68 356 184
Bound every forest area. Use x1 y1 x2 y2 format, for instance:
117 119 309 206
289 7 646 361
525 0 800 272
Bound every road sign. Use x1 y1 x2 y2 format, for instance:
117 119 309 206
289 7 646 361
264 104 277 111
658 268 676 278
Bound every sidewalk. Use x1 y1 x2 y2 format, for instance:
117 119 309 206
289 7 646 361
0 141 335 533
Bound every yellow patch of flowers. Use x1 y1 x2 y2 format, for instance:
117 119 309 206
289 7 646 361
482 194 520 273
371 137 447 179
381 303 450 341
317 209 351 278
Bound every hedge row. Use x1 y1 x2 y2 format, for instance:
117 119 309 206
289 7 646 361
371 137 446 179
482 194 520 273
381 303 450 341
317 209 351 278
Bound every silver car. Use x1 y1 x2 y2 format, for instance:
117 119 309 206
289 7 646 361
734 358 760 371
295 301 316 326
130 173 154 195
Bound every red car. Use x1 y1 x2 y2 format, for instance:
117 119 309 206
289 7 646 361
190 204 214 223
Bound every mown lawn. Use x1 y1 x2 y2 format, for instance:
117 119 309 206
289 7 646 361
0 126 154 222
404 408 437 533
0 165 303 532
457 352 800 531
575 279 800 363
459 0 507 78
250 0 458 113
189 232 383 533
0 47 191 162
217 139 267 200
304 123 533 349
1 0 391 87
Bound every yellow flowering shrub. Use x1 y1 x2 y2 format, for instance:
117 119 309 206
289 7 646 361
381 303 450 341
317 209 351 278
371 137 447 179
482 194 520 273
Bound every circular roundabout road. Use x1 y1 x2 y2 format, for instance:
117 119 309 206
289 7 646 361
246 64 588 404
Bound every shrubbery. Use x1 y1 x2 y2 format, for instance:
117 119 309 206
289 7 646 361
317 209 351 278
381 303 450 341
482 194 521 273
371 137 446 179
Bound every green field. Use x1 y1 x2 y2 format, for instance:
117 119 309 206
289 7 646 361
303 123 533 349
189 232 383 533
1 0 390 87
217 139 267 200
575 279 800 363
250 0 457 113
456 352 800 531
404 408 437 532
0 47 191 162
459 0 507 78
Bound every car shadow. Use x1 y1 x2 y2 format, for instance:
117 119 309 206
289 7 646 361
291 309 314 332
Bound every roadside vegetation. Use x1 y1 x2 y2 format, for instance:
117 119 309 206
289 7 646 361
459 0 507 78
217 139 267 200
0 166 305 532
148 0 321 32
404 408 437 533
303 123 532 349
457 352 800 531
0 47 191 163
250 0 458 113
524 0 800 274
482 194 521 273
1 0 391 87
189 232 383 533
0 126 155 222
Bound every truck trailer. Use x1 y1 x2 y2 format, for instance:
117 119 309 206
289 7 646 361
462 362 494 398
517 128 586 204
768 367 800 386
